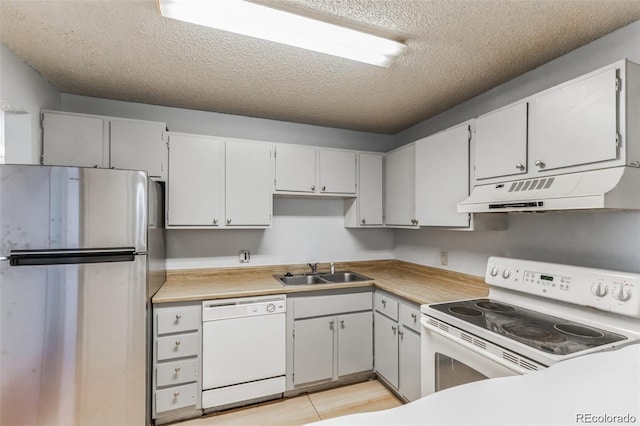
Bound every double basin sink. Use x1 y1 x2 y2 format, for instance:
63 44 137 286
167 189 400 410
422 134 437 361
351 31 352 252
274 271 372 286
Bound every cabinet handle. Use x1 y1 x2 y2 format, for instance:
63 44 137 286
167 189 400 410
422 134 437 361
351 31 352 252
322 186 326 191
173 391 180 398
391 325 397 335
175 314 182 320
175 366 181 373
381 299 386 307
340 320 345 328
329 320 334 330
213 218 218 225
226 218 231 224
399 330 404 339
411 313 417 321
515 163 525 171
361 218 366 224
535 160 545 168
175 340 181 346
311 185 316 191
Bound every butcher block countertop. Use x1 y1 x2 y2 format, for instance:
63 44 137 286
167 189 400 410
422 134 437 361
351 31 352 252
153 260 489 305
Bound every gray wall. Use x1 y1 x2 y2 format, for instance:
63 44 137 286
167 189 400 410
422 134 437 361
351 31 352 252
0 44 61 164
394 20 640 276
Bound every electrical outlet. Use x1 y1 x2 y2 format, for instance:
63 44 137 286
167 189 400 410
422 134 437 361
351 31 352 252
440 251 448 266
239 250 250 263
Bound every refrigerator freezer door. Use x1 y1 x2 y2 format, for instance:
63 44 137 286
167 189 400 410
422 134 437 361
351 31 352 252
0 255 147 425
0 165 148 254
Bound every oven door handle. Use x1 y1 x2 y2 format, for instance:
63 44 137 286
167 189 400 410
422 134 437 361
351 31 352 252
421 318 533 375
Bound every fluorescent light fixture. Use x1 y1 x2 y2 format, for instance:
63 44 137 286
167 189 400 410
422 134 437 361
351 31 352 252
158 0 406 67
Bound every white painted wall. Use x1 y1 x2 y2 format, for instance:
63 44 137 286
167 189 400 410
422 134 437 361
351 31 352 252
393 20 640 277
167 198 394 269
0 44 61 164
61 94 395 152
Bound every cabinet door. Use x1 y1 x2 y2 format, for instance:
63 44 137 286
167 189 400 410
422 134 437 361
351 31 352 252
42 112 105 168
167 133 223 226
358 153 383 225
374 312 398 388
293 317 334 385
415 124 470 227
475 102 528 180
399 326 421 402
384 144 416 226
274 144 316 192
337 312 373 376
319 150 356 194
110 120 167 179
532 68 618 172
225 141 272 226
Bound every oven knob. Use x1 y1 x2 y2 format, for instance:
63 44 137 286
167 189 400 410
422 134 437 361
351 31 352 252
266 303 276 313
612 285 632 302
591 283 608 298
490 266 499 277
502 268 511 279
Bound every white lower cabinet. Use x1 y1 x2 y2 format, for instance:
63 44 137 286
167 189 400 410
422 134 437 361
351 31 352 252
374 291 422 402
288 291 373 389
152 302 202 424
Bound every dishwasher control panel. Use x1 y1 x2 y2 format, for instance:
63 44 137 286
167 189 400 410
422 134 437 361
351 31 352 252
202 295 286 321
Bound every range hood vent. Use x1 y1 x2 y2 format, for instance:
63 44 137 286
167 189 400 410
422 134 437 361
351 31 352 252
458 166 640 213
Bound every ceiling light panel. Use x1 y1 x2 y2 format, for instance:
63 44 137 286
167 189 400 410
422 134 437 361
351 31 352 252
158 0 406 67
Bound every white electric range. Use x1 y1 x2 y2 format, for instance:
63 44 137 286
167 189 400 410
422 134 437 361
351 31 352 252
420 257 640 396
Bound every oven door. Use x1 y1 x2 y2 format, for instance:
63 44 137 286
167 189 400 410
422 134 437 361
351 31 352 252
421 316 540 397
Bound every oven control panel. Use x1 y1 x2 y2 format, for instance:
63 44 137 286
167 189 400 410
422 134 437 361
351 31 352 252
486 257 640 318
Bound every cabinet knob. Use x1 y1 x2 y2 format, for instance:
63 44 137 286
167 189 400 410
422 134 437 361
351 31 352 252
340 320 345 328
213 218 218 225
322 186 326 191
175 314 182 320
361 218 366 224
329 320 334 330
226 218 231 224
381 299 386 307
411 313 417 321
175 366 181 373
175 340 181 346
173 391 180 398
515 163 525 171
311 185 316 191
535 160 545 168
398 330 404 339
391 325 397 334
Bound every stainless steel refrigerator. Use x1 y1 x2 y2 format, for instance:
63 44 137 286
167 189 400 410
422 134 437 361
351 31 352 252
0 164 165 425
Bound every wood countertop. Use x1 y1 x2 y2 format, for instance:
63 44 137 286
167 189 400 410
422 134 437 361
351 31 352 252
153 260 489 305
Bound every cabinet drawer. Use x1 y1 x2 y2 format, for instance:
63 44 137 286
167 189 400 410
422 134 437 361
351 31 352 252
155 383 197 413
157 332 199 361
156 305 200 335
294 292 372 319
157 359 199 387
399 303 421 333
374 292 398 321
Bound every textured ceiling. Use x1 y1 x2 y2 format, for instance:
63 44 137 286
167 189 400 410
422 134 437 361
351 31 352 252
1 1 640 134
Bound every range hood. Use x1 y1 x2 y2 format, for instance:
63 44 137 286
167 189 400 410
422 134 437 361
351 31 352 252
458 166 640 213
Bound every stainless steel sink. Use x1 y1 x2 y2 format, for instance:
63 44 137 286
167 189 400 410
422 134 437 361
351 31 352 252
274 271 372 286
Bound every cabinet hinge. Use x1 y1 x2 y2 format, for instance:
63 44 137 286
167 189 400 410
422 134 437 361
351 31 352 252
274 149 277 159
615 77 622 93
40 155 45 165
616 132 622 148
468 126 472 142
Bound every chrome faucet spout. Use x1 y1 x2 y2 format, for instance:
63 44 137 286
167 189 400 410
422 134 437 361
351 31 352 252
308 263 318 273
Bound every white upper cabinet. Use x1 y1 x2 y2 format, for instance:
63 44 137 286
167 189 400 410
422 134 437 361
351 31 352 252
319 150 356 194
110 119 167 180
415 123 470 227
274 144 357 196
474 102 528 181
384 143 417 227
531 68 618 172
345 152 383 227
42 111 167 180
42 112 106 168
167 133 223 227
225 141 272 226
274 144 316 193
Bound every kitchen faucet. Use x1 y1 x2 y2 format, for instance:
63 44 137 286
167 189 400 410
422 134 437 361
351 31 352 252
308 263 318 273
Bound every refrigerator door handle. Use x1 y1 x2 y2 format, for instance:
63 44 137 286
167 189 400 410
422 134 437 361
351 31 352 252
7 247 136 266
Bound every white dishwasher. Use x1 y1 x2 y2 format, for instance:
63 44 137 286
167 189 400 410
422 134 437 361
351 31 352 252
201 295 286 410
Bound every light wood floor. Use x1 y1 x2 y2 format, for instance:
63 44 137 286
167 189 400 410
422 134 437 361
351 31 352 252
175 380 403 425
